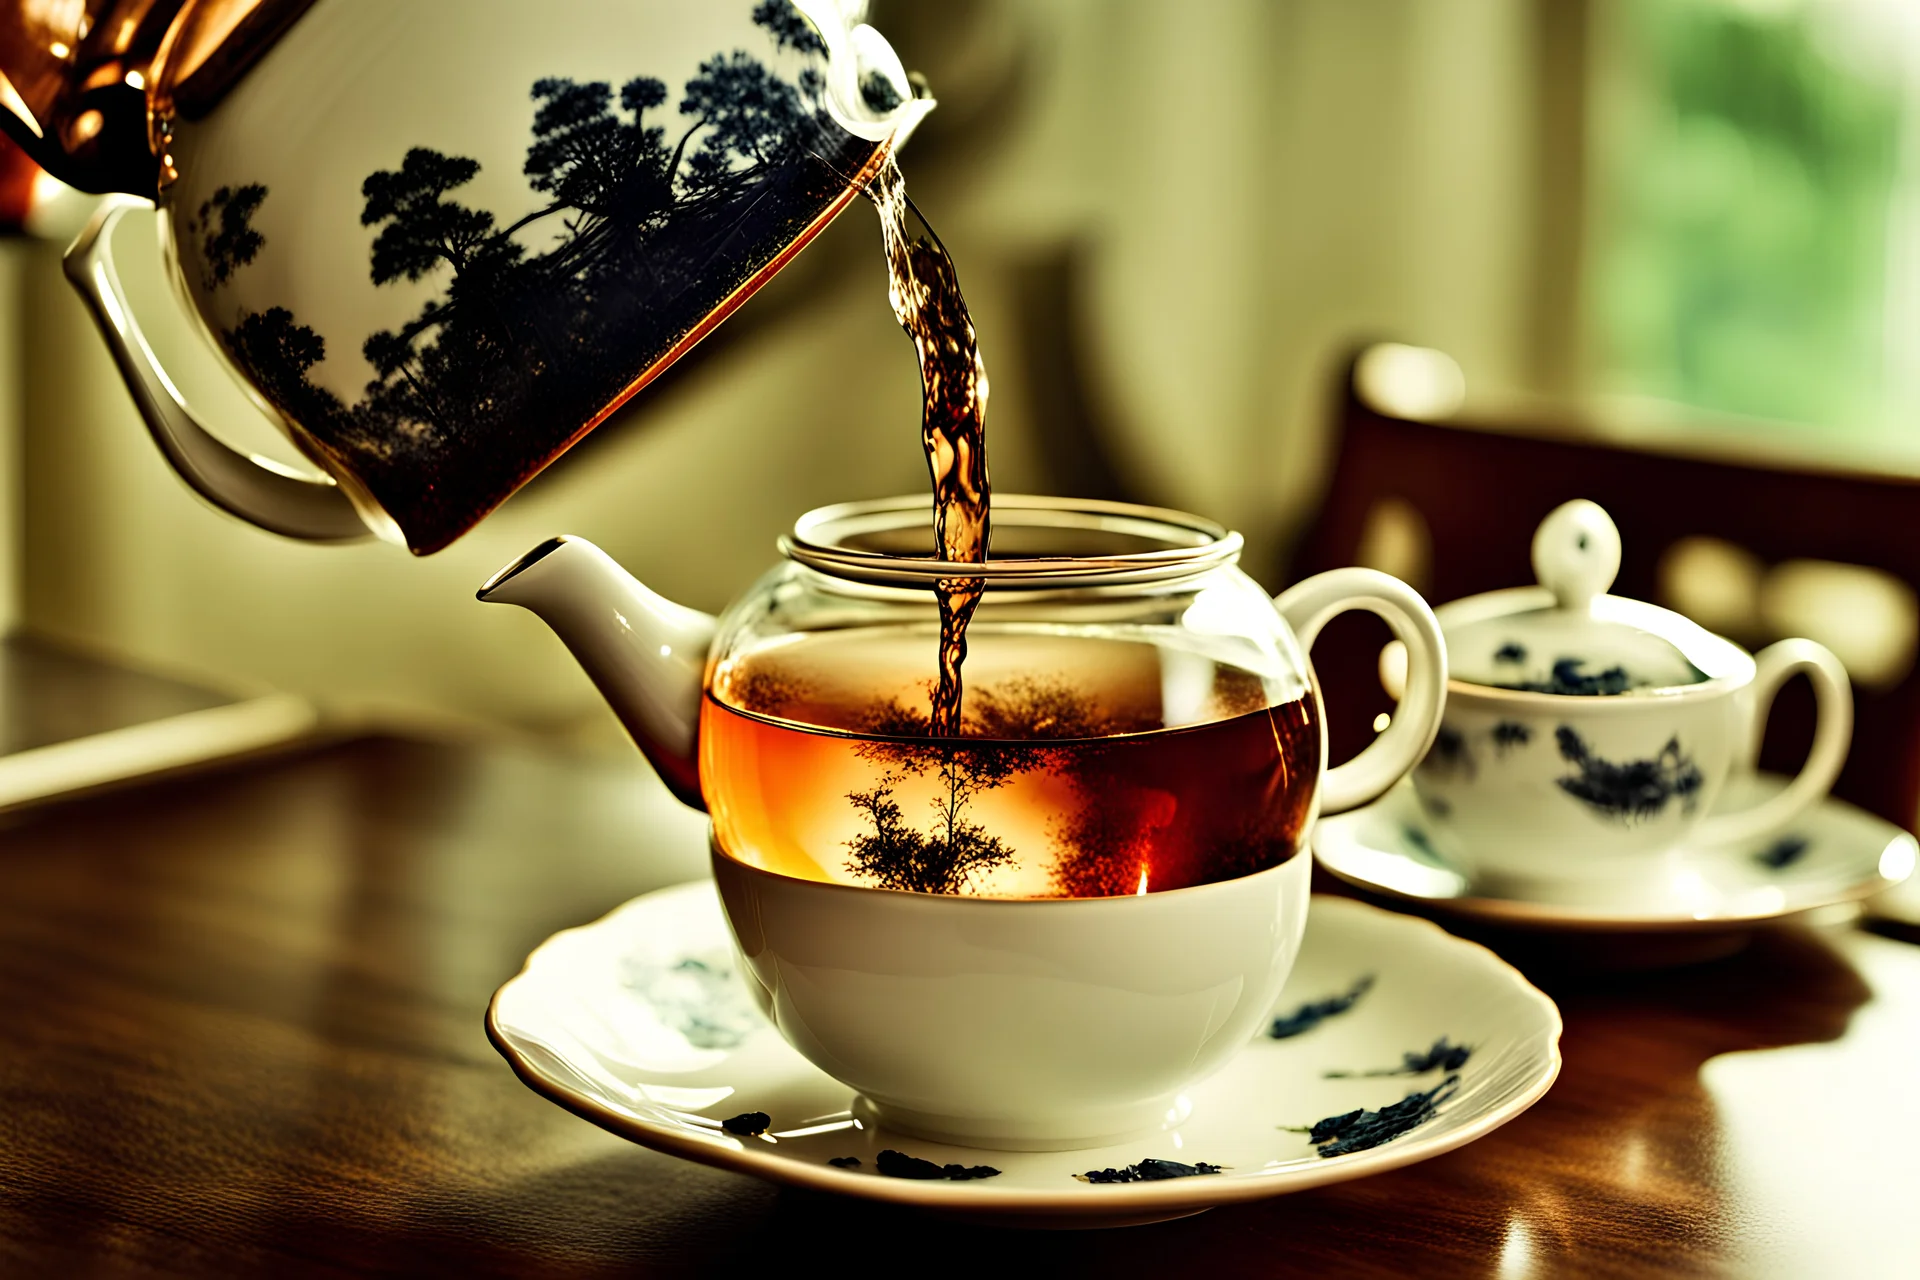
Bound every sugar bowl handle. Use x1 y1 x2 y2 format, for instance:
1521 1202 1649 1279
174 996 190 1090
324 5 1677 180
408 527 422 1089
1695 638 1852 847
1276 568 1448 815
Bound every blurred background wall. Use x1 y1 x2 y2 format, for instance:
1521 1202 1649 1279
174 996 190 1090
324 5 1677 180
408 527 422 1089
6 0 1915 750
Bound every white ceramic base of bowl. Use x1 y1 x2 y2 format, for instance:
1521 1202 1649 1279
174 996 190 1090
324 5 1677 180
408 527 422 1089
710 846 1312 1152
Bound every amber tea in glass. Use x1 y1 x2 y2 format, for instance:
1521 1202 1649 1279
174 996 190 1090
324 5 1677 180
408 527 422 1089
702 627 1321 898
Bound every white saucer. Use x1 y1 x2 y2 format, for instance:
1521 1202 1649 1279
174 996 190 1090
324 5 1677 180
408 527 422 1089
1315 774 1918 933
488 881 1561 1228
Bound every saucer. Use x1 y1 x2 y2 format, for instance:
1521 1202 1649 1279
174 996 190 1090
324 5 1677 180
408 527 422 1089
1315 773 1918 933
488 881 1561 1228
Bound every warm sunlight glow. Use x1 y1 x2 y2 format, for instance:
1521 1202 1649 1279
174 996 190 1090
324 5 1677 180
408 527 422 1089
1880 835 1917 882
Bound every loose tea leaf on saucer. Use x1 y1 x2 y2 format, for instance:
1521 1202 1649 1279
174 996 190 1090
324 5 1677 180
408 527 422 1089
720 1112 771 1136
874 1149 1001 1181
1076 1159 1224 1184
1269 975 1375 1039
1292 1074 1461 1158
1325 1038 1472 1078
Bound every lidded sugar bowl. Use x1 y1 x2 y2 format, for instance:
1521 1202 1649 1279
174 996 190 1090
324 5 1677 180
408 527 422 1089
1385 500 1853 887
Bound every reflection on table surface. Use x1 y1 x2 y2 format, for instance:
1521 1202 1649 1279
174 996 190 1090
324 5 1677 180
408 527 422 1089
0 734 1914 1276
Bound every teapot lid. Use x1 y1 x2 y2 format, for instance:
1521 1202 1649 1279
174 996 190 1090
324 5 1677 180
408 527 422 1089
1438 500 1746 694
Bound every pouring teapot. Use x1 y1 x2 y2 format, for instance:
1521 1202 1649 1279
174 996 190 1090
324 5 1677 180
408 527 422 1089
1 0 930 553
478 495 1450 898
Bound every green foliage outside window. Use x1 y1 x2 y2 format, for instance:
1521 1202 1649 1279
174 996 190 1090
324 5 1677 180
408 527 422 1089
1592 0 1904 434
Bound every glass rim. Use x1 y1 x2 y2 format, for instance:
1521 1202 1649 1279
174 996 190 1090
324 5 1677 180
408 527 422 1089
781 494 1245 589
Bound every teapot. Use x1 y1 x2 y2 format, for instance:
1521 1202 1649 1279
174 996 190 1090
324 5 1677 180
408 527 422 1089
479 495 1450 898
2 0 931 553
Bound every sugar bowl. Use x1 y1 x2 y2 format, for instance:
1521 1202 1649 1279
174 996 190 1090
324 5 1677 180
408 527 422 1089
1385 500 1852 888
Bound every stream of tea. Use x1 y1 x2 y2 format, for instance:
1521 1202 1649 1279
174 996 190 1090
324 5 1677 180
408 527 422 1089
866 157 990 736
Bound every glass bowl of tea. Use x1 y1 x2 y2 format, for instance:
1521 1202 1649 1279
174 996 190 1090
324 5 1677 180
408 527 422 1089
701 495 1446 898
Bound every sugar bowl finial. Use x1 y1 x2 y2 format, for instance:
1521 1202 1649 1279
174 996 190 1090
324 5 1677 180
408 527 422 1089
1532 500 1621 613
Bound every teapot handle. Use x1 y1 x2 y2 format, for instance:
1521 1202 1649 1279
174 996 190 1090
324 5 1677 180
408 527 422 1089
1276 568 1448 815
62 196 372 542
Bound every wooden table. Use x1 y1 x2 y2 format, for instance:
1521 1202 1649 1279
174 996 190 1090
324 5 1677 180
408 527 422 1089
1 736 1916 1277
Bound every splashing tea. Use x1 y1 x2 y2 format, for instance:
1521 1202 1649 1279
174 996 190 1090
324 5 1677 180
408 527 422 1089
701 630 1321 898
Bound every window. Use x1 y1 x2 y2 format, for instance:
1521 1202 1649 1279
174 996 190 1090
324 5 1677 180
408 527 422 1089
1590 0 1908 444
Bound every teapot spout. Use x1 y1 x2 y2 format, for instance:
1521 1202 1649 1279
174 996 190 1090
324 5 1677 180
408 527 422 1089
479 537 715 808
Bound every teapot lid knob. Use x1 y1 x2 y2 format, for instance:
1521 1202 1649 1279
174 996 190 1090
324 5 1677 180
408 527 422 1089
1532 499 1621 612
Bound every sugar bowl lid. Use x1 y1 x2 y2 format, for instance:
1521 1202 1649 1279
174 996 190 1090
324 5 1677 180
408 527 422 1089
1437 501 1749 695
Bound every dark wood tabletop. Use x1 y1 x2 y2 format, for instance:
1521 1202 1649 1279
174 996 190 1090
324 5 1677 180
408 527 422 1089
1 735 1916 1278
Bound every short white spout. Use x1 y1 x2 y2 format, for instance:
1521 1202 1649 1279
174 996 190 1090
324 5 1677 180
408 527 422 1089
479 536 716 808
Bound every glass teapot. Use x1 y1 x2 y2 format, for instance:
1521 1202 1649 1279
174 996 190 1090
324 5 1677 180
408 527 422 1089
478 496 1450 898
0 0 930 553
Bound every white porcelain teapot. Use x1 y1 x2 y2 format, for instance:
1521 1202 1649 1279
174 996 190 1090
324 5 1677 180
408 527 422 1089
1 0 930 552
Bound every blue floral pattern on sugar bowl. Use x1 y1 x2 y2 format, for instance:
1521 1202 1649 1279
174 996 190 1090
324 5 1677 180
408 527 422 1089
1381 501 1853 888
